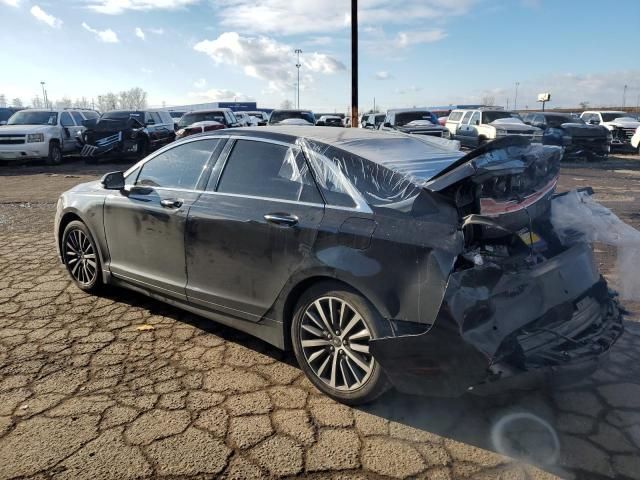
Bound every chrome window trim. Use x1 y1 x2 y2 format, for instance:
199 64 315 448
123 133 373 214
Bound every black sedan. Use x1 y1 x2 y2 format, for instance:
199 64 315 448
523 112 611 160
55 127 622 404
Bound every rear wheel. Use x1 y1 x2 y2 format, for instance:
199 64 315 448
46 142 62 165
61 221 103 292
291 282 389 405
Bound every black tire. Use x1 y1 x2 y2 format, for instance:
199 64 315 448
61 220 103 292
291 281 389 405
46 142 62 165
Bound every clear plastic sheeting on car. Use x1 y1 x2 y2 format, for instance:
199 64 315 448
551 189 640 300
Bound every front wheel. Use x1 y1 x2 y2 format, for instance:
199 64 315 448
46 142 62 165
291 282 389 405
61 221 103 292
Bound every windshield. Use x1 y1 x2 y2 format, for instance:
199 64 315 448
7 111 57 125
101 111 144 121
395 112 435 126
482 111 521 123
169 112 185 119
270 111 315 124
601 112 627 122
178 112 227 128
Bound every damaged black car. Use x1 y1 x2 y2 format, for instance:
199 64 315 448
55 127 623 404
522 112 611 161
81 110 175 161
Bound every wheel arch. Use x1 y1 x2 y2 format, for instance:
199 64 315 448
57 208 109 280
280 274 391 351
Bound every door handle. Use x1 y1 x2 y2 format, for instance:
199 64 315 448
264 213 298 227
160 198 183 208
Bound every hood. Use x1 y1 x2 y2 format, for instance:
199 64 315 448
490 119 538 132
560 122 608 137
0 124 52 134
275 118 314 126
397 123 444 132
606 118 640 128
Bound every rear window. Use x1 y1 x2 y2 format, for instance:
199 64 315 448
448 111 463 122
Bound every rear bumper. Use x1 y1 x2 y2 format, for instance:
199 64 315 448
370 243 624 397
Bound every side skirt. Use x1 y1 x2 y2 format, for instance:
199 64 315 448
108 276 286 349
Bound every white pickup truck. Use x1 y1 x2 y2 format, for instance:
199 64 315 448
0 109 98 164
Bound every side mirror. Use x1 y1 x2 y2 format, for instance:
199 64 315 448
383 122 392 128
101 171 125 190
474 120 480 125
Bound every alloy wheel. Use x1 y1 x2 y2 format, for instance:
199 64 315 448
299 296 374 391
64 229 98 285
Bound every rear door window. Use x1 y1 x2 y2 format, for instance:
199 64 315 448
60 112 75 127
214 139 322 203
461 111 473 125
135 139 219 189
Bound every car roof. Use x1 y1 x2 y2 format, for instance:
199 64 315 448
584 110 625 114
214 126 464 182
387 108 434 113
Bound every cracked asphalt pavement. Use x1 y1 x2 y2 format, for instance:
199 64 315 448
1 155 640 480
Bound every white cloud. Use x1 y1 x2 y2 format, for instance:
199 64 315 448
1 0 21 7
30 5 63 29
82 22 119 43
193 32 345 92
148 27 164 34
135 27 145 40
375 71 391 80
217 0 476 35
396 29 447 47
193 78 206 88
141 67 153 74
187 88 253 102
86 0 199 14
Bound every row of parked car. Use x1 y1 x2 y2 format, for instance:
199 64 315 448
1 105 639 164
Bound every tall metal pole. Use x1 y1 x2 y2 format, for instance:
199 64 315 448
350 0 358 127
622 84 628 108
40 81 47 109
295 49 302 109
514 82 520 111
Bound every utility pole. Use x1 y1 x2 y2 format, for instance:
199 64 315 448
40 81 48 109
622 84 628 108
373 96 376 112
350 0 358 128
514 82 520 111
295 49 302 109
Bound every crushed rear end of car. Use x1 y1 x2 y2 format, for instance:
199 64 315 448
369 137 625 396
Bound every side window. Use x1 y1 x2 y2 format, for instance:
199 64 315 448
449 111 463 122
60 112 75 127
215 140 322 203
469 112 481 125
70 111 84 125
461 111 473 125
534 114 546 125
135 139 219 189
150 112 162 124
159 112 172 125
83 110 99 120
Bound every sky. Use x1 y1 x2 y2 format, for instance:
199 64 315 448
0 0 639 112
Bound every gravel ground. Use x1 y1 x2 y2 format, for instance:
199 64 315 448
1 154 640 480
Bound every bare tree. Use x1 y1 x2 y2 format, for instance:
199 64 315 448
12 98 23 108
0 94 6 108
74 97 90 108
480 95 495 106
280 99 293 109
127 87 147 109
31 96 43 108
578 101 590 110
54 97 73 109
97 93 118 112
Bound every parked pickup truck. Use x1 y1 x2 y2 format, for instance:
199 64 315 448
580 111 640 151
0 108 98 164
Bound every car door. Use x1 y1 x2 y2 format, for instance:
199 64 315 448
103 138 222 298
185 137 325 321
59 112 77 152
455 111 474 146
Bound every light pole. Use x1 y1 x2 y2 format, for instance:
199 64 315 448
295 49 302 109
514 82 520 111
40 81 48 109
350 0 358 128
622 84 628 108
